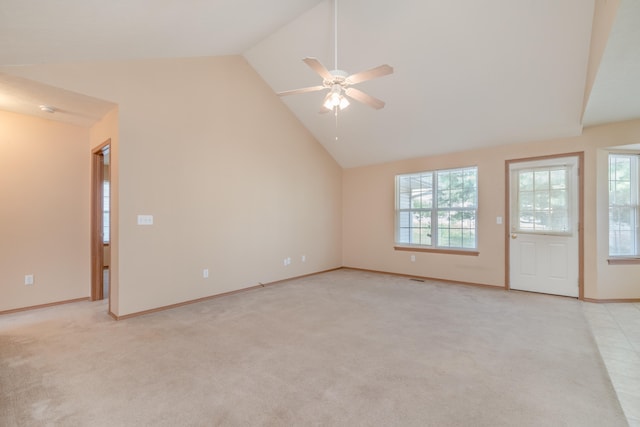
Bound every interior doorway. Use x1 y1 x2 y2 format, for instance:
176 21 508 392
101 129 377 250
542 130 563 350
91 140 111 303
505 153 584 298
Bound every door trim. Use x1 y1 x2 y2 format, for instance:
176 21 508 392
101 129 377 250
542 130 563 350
504 152 584 299
91 139 110 302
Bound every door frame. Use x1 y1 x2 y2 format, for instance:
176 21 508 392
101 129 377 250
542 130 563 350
504 152 585 299
91 139 110 302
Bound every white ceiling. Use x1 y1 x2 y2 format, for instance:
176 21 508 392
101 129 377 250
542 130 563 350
582 0 640 126
0 0 322 65
0 73 116 126
0 0 639 168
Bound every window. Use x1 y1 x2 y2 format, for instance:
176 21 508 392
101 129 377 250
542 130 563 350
103 180 110 244
609 154 639 257
396 166 477 250
514 167 571 234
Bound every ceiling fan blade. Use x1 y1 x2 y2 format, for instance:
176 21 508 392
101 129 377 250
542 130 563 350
344 87 386 109
303 57 334 81
277 85 326 97
346 64 394 85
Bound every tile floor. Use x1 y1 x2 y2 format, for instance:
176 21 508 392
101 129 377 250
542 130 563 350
582 302 640 426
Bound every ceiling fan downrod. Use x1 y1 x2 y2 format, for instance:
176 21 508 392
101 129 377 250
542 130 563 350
334 0 338 71
276 0 394 113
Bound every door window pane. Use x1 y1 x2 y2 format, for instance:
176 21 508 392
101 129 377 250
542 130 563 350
516 167 570 233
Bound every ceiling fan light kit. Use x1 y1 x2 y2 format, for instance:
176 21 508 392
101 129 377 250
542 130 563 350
277 0 393 114
323 84 350 110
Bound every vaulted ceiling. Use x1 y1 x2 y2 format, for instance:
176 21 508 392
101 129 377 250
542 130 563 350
0 0 638 168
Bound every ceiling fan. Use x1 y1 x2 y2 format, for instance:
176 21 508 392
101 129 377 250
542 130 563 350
277 0 393 113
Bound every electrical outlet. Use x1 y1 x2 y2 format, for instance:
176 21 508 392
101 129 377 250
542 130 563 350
410 255 416 262
301 255 306 262
24 274 34 285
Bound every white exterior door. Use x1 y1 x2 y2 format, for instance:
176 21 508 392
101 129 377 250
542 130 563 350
509 157 579 297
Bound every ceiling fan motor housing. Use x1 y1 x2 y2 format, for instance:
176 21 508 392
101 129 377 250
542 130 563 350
324 69 349 87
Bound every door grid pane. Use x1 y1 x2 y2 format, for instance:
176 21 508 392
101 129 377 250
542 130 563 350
517 167 570 233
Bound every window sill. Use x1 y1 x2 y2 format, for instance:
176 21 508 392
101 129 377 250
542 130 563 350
394 246 479 256
607 257 640 265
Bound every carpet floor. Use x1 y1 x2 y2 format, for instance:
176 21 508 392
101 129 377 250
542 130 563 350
0 269 627 426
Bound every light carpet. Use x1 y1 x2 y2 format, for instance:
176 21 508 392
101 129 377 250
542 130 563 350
0 269 627 426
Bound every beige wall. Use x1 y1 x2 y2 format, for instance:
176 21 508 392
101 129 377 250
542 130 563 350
343 118 640 300
0 110 90 311
2 56 343 316
3 55 637 315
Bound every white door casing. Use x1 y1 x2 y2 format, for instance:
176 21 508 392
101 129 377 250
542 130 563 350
508 156 580 298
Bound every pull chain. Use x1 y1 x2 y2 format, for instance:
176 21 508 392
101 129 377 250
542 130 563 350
335 107 339 141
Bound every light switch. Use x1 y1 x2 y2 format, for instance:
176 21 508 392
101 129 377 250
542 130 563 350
137 215 153 225
496 216 503 225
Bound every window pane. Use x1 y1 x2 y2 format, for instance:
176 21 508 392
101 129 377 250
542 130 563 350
534 211 550 230
614 181 631 205
437 209 476 249
451 170 463 188
550 169 566 189
103 181 110 243
399 211 410 227
399 176 411 209
520 192 534 210
439 227 450 247
550 210 568 232
517 167 570 233
519 172 533 191
399 227 410 243
462 170 477 207
550 190 566 209
420 225 432 246
450 189 463 208
534 170 549 189
438 171 450 191
396 166 477 249
534 191 550 211
437 189 450 208
462 229 476 249
608 154 639 256
519 211 534 230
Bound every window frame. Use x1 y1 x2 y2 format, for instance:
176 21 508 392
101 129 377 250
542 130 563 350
394 166 479 254
608 152 640 262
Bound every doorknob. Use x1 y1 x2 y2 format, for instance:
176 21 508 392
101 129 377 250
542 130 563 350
511 233 517 239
